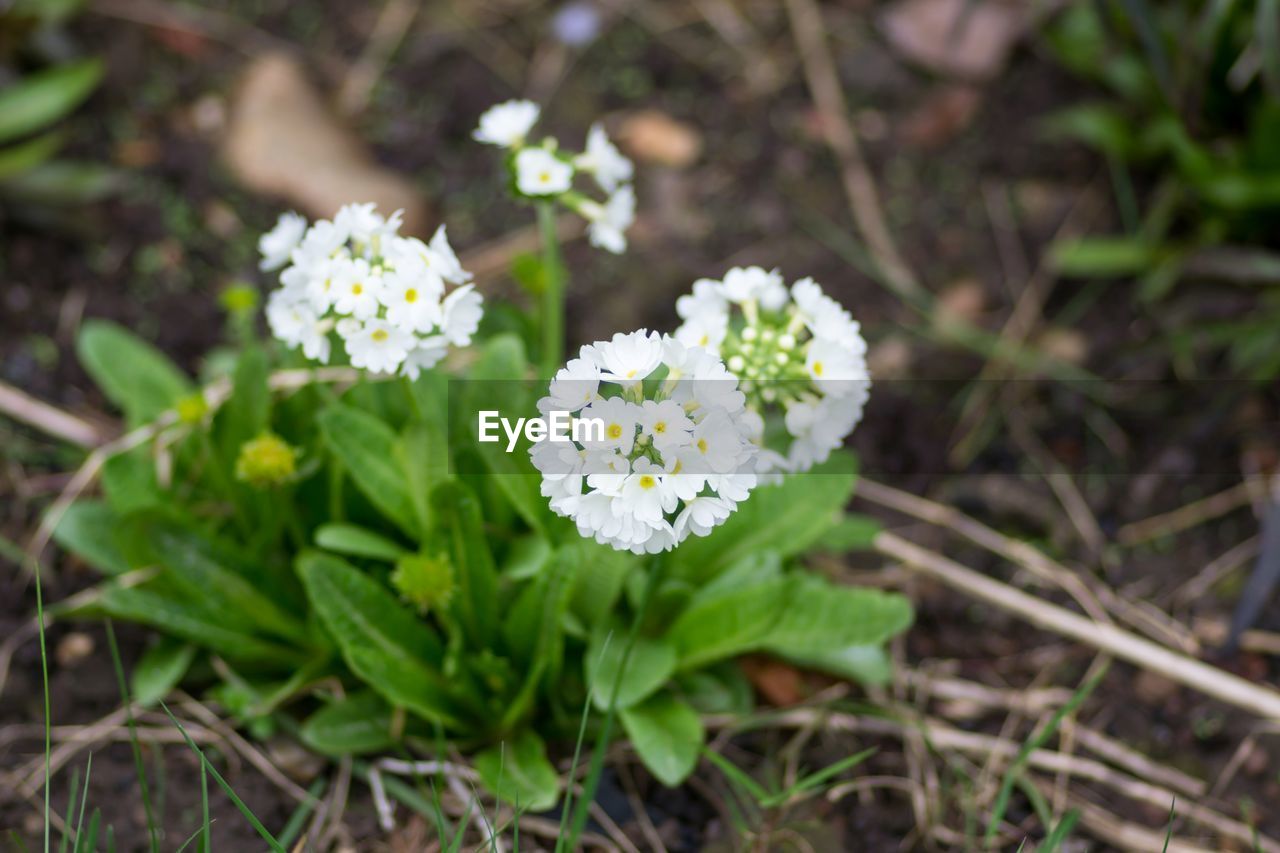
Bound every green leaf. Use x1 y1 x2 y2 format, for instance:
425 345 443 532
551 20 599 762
566 542 637 634
0 59 102 144
298 552 470 729
761 576 914 655
130 638 196 707
0 160 119 203
1049 237 1156 278
474 730 561 812
83 581 306 664
1041 104 1133 157
620 692 704 787
398 420 449 537
499 544 573 730
676 665 754 715
815 513 883 552
101 447 162 514
501 535 552 580
51 500 129 575
76 320 191 426
318 404 417 537
463 334 546 533
135 513 309 645
780 644 893 686
215 346 269 466
431 481 498 649
300 692 396 756
0 130 63 180
314 523 408 562
666 578 789 670
669 452 858 585
586 627 676 711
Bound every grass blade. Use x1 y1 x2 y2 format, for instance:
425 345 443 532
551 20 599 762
983 664 1109 847
32 554 52 853
104 620 159 852
159 702 286 852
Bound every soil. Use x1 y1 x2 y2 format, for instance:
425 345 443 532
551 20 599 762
2 1 1278 851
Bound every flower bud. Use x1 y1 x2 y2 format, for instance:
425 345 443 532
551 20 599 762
391 553 455 613
176 394 209 425
234 432 298 488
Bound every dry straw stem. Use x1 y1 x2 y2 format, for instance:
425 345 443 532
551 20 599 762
875 530 1280 722
783 0 925 304
0 381 108 448
1118 479 1260 546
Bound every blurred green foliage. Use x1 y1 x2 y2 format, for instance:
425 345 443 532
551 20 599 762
0 0 117 216
1044 0 1280 379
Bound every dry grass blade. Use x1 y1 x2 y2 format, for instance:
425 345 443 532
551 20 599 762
782 0 925 303
0 381 108 448
875 530 1280 721
1118 480 1259 546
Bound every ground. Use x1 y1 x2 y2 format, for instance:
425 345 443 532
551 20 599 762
2 1 1278 850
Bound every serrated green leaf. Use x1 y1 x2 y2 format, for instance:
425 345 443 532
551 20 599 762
314 523 408 562
431 481 498 649
300 692 396 756
298 552 471 729
620 692 704 787
586 627 676 711
51 500 129 576
761 576 914 655
318 404 417 537
130 638 196 707
76 320 191 426
669 452 857 585
666 578 789 670
0 59 102 144
474 729 560 811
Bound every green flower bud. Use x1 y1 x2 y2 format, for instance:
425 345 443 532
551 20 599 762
176 394 209 424
234 432 297 487
219 283 259 315
391 553 456 613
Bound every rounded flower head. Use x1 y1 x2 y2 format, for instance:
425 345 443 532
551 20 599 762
672 268 870 474
259 204 482 377
474 100 541 148
391 553 456 613
530 331 758 554
235 432 298 488
475 101 636 254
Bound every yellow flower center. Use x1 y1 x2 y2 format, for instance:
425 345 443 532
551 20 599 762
405 288 418 303
352 283 364 296
606 423 623 439
654 421 666 434
697 438 708 453
372 328 389 342
626 369 638 378
539 171 552 183
638 475 656 490
813 361 824 376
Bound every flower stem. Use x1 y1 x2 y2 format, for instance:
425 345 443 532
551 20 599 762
537 202 566 377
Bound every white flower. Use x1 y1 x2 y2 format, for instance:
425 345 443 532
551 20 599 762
261 205 480 377
586 184 635 254
259 212 307 271
400 336 449 380
530 330 756 554
670 268 870 473
596 328 663 386
577 124 633 193
805 337 868 394
344 318 414 374
440 284 484 346
331 258 383 320
515 148 575 196
474 99 540 147
721 266 788 311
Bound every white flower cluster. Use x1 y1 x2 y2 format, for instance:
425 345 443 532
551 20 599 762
673 267 870 473
473 100 635 254
259 204 483 378
530 330 758 554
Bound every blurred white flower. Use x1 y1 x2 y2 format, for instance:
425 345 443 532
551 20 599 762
258 212 307 271
476 100 637 254
672 268 869 472
261 204 481 376
515 148 575 196
577 124 633 193
530 330 758 554
474 100 541 148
